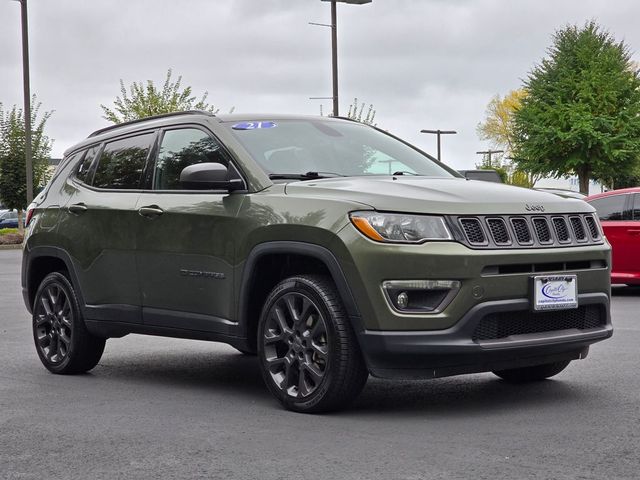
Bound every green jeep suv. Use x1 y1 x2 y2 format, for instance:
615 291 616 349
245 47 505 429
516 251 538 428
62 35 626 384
22 111 612 412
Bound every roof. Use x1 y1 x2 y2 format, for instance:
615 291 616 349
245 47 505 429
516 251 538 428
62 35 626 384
586 187 640 200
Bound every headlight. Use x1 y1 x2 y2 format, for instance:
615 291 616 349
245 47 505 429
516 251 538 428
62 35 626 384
350 211 452 243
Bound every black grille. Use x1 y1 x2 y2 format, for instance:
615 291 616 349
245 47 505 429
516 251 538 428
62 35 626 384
552 217 570 242
487 218 510 244
453 214 604 249
460 218 486 244
532 217 552 243
585 216 600 240
510 218 532 244
472 305 605 341
569 216 587 242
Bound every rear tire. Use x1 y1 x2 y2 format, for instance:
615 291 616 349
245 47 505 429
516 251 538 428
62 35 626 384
258 275 368 413
493 360 571 383
32 272 106 374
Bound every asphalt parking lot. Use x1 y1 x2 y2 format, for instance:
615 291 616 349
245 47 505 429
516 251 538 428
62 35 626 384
1 248 639 479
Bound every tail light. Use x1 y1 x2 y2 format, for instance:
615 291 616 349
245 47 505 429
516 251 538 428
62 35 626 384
25 207 35 227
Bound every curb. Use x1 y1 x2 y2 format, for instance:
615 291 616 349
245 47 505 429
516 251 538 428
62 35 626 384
0 244 22 250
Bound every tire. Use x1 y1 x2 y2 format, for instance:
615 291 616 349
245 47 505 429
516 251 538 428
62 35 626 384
493 360 571 383
257 275 368 413
32 272 106 374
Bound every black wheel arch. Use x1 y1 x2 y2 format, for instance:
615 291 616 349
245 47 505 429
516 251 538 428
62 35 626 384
22 246 85 314
237 241 364 350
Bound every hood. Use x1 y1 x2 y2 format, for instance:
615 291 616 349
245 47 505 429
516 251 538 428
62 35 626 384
284 177 594 215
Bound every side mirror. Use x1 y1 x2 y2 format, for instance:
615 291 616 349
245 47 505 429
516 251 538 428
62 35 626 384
179 163 244 191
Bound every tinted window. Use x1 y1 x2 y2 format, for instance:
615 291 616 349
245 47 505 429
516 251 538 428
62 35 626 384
589 195 627 221
92 133 154 189
75 146 100 184
154 128 231 190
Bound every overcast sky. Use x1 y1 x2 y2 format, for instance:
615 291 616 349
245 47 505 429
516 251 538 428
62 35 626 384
1 0 639 170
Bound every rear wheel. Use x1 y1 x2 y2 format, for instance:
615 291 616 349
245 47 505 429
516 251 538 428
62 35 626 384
32 272 106 374
258 275 368 413
493 360 571 383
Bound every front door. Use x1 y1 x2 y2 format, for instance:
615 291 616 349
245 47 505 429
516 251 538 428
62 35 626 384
135 126 245 334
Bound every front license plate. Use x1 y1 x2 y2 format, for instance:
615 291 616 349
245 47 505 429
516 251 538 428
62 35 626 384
533 275 578 311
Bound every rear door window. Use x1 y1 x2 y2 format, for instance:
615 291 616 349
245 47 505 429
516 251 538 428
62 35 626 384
92 133 154 189
632 194 640 220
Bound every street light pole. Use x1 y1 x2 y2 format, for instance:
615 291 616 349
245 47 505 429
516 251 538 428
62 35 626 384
420 129 457 162
13 0 33 204
312 0 372 116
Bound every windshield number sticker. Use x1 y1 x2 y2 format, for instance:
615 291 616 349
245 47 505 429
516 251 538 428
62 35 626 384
232 121 277 130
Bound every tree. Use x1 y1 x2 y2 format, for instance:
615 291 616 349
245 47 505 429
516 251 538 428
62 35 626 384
513 22 640 194
477 89 526 156
477 89 541 187
101 69 231 124
0 97 53 231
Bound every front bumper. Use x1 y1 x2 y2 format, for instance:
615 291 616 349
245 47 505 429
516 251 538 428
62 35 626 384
358 293 612 379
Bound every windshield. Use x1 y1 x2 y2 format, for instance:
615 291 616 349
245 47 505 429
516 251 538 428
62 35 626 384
225 119 455 178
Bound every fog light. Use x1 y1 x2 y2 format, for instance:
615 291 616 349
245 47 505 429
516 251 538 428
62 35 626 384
397 292 409 309
382 280 461 314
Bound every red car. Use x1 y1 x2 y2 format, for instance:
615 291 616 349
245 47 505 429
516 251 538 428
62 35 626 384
586 187 640 285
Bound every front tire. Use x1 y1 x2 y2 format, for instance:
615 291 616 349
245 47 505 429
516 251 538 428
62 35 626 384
32 272 106 374
258 275 368 413
493 360 571 383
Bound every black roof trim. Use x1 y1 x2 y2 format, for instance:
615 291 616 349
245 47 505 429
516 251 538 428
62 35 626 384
88 110 216 138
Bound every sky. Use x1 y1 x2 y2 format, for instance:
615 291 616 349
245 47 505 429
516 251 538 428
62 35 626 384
1 0 639 171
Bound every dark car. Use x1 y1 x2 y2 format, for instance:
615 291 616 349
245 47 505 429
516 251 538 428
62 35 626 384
458 169 503 183
586 187 640 285
21 111 612 412
0 210 19 229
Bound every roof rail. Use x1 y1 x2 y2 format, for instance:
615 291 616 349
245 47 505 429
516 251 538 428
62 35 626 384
88 110 216 138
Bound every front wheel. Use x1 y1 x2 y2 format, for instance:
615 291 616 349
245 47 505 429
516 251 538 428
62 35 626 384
32 272 106 374
258 275 368 413
493 360 571 383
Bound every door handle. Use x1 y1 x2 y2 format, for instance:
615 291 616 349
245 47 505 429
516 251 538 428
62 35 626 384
138 205 164 219
628 229 640 236
67 203 87 215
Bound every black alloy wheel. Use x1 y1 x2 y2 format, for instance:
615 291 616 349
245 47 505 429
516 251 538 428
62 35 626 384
262 290 329 398
33 272 106 374
258 275 368 413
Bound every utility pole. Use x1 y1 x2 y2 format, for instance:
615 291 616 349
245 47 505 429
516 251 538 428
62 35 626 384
420 129 457 162
476 149 505 168
14 0 34 204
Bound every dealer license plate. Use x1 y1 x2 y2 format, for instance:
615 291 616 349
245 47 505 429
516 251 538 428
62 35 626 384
533 275 578 311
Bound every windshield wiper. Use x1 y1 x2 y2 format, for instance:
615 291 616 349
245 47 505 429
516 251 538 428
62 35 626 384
269 171 345 180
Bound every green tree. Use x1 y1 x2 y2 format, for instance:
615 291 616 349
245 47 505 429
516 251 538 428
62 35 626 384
0 97 53 231
513 22 640 194
101 69 231 124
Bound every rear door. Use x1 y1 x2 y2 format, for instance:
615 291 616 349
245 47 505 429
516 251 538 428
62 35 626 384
57 132 156 323
135 126 245 333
